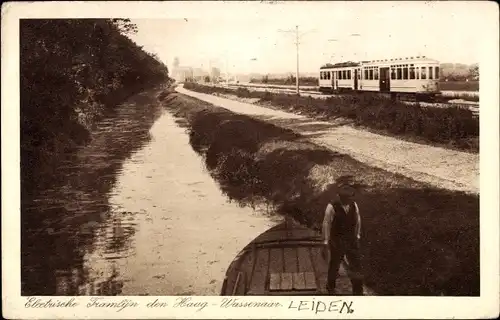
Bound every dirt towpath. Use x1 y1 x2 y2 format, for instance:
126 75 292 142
176 85 479 194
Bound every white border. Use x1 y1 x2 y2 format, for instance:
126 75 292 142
2 1 499 319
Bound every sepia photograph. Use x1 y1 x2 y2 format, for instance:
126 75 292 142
2 1 499 319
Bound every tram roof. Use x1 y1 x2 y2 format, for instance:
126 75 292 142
320 56 439 69
320 61 359 69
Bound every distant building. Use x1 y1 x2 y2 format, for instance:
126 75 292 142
211 67 221 82
172 66 193 82
192 68 209 82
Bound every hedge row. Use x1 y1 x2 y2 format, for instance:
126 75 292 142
183 83 479 153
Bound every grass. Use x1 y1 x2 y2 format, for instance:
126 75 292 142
183 82 479 153
250 77 318 87
162 90 479 296
441 91 480 102
439 81 479 92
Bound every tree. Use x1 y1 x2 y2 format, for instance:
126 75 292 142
110 18 138 35
469 64 479 80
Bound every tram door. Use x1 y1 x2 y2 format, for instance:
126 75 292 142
332 71 336 91
354 69 358 90
379 67 390 92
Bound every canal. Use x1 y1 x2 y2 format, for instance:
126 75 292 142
21 87 281 296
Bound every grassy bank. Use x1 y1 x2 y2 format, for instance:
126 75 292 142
442 91 480 102
162 89 479 296
440 81 479 92
250 76 318 87
183 83 479 153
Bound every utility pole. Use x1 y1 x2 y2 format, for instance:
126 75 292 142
225 56 229 86
295 25 299 95
278 25 316 95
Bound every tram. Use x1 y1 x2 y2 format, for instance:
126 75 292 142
318 56 441 100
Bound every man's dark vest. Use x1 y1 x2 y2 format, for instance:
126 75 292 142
330 200 358 241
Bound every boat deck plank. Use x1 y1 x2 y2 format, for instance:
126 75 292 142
292 272 306 290
222 220 358 296
283 247 298 273
247 248 270 295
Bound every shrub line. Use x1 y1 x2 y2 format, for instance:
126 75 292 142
183 82 479 153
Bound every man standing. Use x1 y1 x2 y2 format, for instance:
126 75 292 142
322 183 364 295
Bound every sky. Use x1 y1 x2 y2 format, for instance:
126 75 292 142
128 1 492 75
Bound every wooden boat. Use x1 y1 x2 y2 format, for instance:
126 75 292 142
221 219 341 296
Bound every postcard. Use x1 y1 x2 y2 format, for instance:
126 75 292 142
2 1 499 319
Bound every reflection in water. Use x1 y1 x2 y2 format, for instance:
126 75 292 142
22 89 163 295
22 88 279 296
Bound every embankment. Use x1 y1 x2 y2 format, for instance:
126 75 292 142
162 89 479 296
183 82 479 153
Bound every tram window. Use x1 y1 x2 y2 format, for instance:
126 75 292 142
374 68 379 80
403 67 408 80
435 66 440 80
368 69 373 80
421 67 426 79
347 70 351 79
397 67 402 80
320 72 323 80
428 66 433 79
365 69 369 80
416 67 420 79
410 67 415 79
391 68 395 80
358 70 361 80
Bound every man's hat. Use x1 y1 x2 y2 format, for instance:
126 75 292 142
335 176 357 196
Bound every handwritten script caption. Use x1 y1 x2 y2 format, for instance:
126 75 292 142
25 296 355 315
